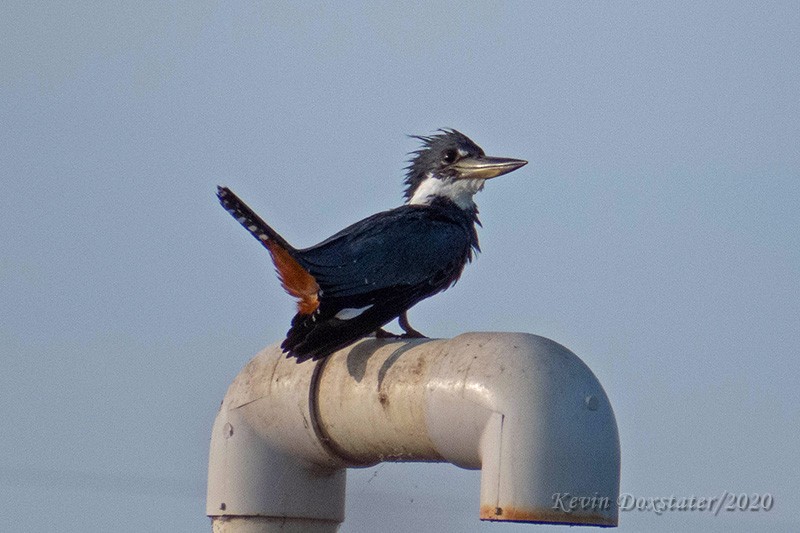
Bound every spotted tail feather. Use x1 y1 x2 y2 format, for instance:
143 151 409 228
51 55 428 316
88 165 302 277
217 186 320 316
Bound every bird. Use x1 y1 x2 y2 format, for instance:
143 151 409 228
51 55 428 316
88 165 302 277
217 129 527 362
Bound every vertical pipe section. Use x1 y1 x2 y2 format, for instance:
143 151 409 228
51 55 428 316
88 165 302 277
207 346 347 531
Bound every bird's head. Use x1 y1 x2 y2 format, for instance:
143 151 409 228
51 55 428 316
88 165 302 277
403 129 527 210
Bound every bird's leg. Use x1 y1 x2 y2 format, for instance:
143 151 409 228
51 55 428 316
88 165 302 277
399 311 427 338
375 327 400 338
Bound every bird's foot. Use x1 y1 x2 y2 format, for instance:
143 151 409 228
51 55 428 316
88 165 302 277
374 328 401 339
398 312 427 338
400 330 428 339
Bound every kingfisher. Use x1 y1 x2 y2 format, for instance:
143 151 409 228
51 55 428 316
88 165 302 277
218 129 526 362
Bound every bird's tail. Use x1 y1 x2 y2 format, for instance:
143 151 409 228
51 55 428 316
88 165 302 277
217 186 320 315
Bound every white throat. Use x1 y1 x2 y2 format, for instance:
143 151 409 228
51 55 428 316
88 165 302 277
407 174 484 209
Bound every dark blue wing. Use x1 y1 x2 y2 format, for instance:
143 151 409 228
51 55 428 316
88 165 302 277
297 203 478 302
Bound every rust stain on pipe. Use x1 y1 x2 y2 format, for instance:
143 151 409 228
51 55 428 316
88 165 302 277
480 504 617 527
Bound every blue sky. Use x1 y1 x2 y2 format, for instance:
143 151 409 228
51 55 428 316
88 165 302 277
1 2 798 532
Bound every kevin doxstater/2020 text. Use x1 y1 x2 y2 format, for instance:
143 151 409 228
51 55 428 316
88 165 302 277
552 492 774 516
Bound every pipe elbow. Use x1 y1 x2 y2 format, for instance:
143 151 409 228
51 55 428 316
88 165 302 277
424 333 620 525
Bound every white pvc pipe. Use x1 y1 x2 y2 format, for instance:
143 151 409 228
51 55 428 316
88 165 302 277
207 332 620 530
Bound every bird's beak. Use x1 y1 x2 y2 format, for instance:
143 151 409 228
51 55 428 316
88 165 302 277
451 156 528 180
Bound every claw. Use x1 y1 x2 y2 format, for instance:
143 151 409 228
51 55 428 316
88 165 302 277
399 312 427 338
375 328 401 339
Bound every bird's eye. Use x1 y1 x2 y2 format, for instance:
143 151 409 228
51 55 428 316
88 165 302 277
442 149 457 165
